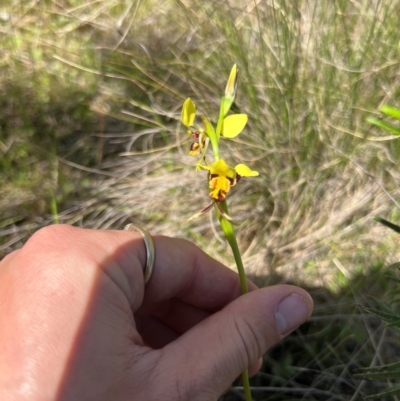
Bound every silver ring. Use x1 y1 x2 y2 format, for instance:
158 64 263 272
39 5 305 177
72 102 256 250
124 224 155 285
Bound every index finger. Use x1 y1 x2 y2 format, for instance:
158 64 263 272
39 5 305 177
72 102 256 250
12 225 255 313
143 235 257 310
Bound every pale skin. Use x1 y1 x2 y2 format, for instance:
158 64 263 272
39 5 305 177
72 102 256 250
0 225 313 401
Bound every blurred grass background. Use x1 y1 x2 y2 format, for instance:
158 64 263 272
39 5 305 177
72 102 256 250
2 0 400 399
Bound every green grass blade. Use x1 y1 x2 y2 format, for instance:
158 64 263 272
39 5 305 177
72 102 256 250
367 117 400 135
363 386 400 400
380 105 400 120
374 217 400 233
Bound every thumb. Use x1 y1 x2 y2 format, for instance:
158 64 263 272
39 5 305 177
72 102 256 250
162 285 313 400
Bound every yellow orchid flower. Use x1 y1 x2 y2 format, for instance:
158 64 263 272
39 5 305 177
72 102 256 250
200 159 259 201
188 159 259 221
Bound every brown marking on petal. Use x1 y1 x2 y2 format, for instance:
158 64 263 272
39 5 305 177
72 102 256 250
227 176 236 186
189 142 201 156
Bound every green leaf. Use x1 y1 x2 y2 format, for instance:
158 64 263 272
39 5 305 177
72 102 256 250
181 98 196 127
374 216 400 233
380 105 400 120
363 386 400 400
386 318 400 328
368 117 400 135
355 361 400 380
221 114 248 138
369 297 399 316
200 116 219 160
221 96 234 118
387 262 400 270
221 65 238 117
384 273 400 285
201 116 216 140
364 303 400 330
216 98 226 139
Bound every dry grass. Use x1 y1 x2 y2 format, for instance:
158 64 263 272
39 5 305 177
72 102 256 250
2 1 400 398
2 0 400 281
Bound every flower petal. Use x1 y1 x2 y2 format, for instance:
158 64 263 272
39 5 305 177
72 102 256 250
181 98 196 127
199 159 236 179
189 142 201 156
187 202 214 221
235 163 259 177
221 114 248 138
216 202 238 224
209 176 231 201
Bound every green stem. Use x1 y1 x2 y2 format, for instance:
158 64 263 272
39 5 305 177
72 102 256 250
210 136 220 161
50 146 59 224
209 97 251 400
215 98 225 141
50 192 59 224
218 201 252 401
241 370 252 401
218 202 248 294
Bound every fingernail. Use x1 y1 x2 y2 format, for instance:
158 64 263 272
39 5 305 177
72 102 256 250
275 293 312 336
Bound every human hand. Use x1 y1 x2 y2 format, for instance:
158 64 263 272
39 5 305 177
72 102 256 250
0 225 313 401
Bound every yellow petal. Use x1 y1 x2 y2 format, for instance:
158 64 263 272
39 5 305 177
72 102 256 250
221 114 248 138
235 164 259 177
181 98 196 127
202 159 236 179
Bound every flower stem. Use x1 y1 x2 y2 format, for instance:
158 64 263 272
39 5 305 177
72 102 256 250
218 202 248 294
210 97 252 400
211 138 220 161
241 370 253 401
218 201 252 401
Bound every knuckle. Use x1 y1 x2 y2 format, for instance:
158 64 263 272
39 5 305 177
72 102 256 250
24 224 75 251
19 225 81 275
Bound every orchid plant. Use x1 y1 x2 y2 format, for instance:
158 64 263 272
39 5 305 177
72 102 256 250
181 65 258 401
